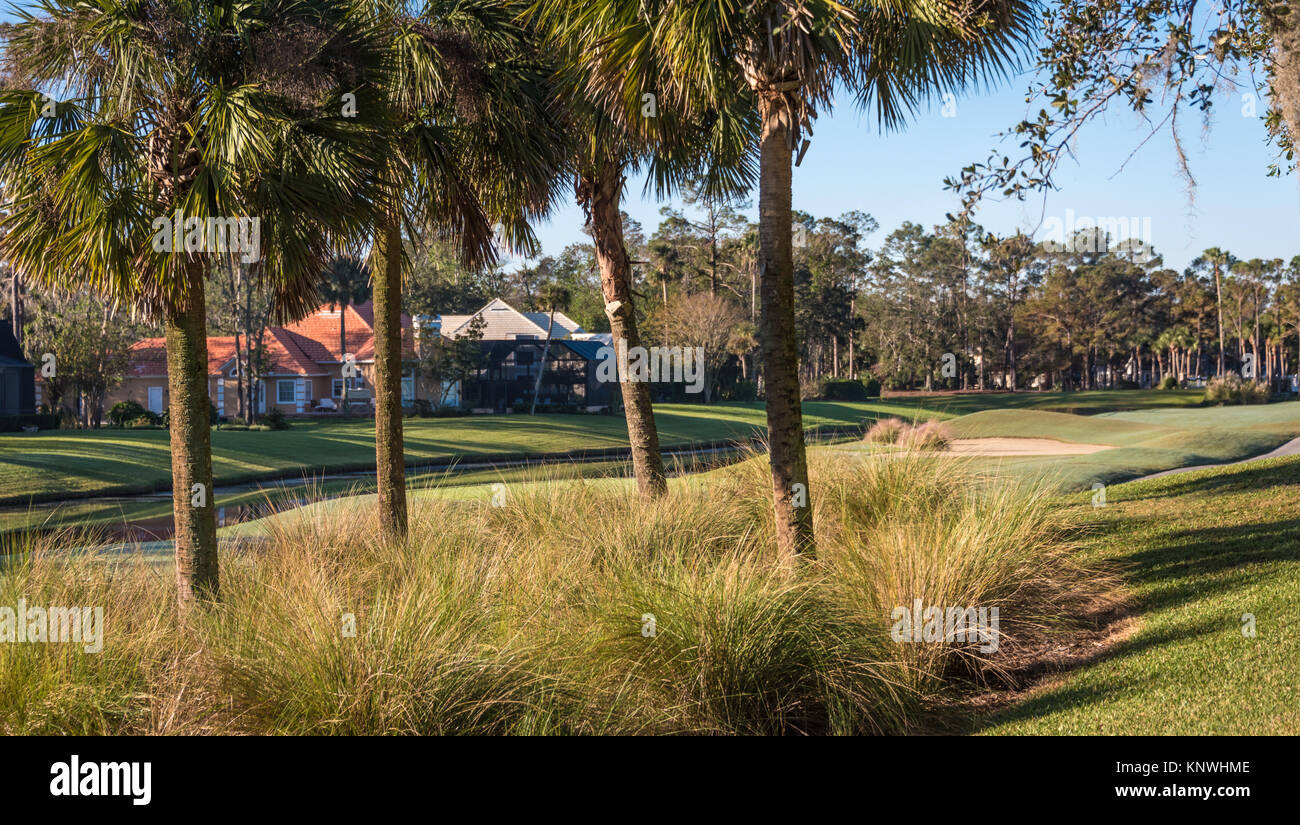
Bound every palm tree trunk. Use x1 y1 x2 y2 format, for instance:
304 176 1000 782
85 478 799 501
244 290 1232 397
165 268 218 606
372 209 407 539
583 162 667 497
757 90 814 564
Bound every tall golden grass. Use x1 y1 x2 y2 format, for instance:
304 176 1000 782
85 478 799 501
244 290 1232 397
0 450 1112 734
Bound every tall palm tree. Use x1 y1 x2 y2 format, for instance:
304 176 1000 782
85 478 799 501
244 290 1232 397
319 256 372 416
0 0 385 605
646 238 681 308
530 1 757 499
1198 247 1235 377
571 0 1034 563
529 282 571 414
363 0 570 540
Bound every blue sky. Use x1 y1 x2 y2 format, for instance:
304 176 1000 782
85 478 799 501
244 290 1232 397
533 72 1298 274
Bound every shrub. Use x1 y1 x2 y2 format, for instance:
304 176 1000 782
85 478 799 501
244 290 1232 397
126 416 162 429
259 408 290 430
862 378 882 398
864 417 906 445
819 378 869 401
729 379 758 402
1205 374 1269 405
865 419 952 451
0 413 61 432
109 400 154 427
1159 375 1178 390
902 420 952 451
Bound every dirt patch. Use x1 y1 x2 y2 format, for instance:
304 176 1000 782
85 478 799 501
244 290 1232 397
966 605 1139 708
946 437 1111 457
913 589 1139 734
917 600 1139 736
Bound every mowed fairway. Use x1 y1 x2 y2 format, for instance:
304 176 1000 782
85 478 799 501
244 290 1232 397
906 402 1300 492
0 390 1211 504
0 401 894 504
976 455 1300 735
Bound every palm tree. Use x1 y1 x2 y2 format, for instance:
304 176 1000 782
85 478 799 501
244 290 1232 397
571 0 1034 563
530 0 757 500
319 256 372 417
1198 247 1235 377
646 238 682 308
363 0 570 539
0 0 384 605
530 282 571 414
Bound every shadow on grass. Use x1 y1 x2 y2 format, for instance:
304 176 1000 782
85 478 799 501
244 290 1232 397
967 614 1232 733
1119 456 1300 502
967 458 1300 733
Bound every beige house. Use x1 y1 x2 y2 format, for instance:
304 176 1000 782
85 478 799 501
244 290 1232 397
438 297 585 341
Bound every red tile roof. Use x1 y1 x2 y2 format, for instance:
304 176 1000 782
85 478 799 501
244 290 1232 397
280 303 379 361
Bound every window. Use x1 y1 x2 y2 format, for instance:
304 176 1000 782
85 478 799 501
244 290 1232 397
332 379 344 398
277 380 297 405
401 376 415 403
337 373 364 393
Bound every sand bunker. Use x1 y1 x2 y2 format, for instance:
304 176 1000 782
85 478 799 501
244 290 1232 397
945 438 1110 457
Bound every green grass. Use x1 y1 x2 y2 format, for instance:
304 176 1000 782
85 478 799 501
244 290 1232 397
9 419 1296 735
839 402 1300 494
0 401 907 505
0 459 646 536
975 455 1300 735
0 390 1211 505
872 388 1207 415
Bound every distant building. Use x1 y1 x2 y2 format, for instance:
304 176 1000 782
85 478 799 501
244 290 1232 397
442 298 613 413
439 297 585 341
0 319 35 416
107 298 612 416
107 301 408 417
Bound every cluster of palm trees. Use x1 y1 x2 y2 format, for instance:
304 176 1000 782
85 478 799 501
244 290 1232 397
0 0 1035 605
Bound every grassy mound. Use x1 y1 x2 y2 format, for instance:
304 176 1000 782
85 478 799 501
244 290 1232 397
0 453 1108 735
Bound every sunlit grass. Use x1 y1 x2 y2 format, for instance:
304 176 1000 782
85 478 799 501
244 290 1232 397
0 451 1104 735
976 455 1300 735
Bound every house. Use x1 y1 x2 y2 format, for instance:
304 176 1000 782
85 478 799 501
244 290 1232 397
439 297 586 341
0 319 35 416
106 301 422 418
439 298 614 413
108 298 612 417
